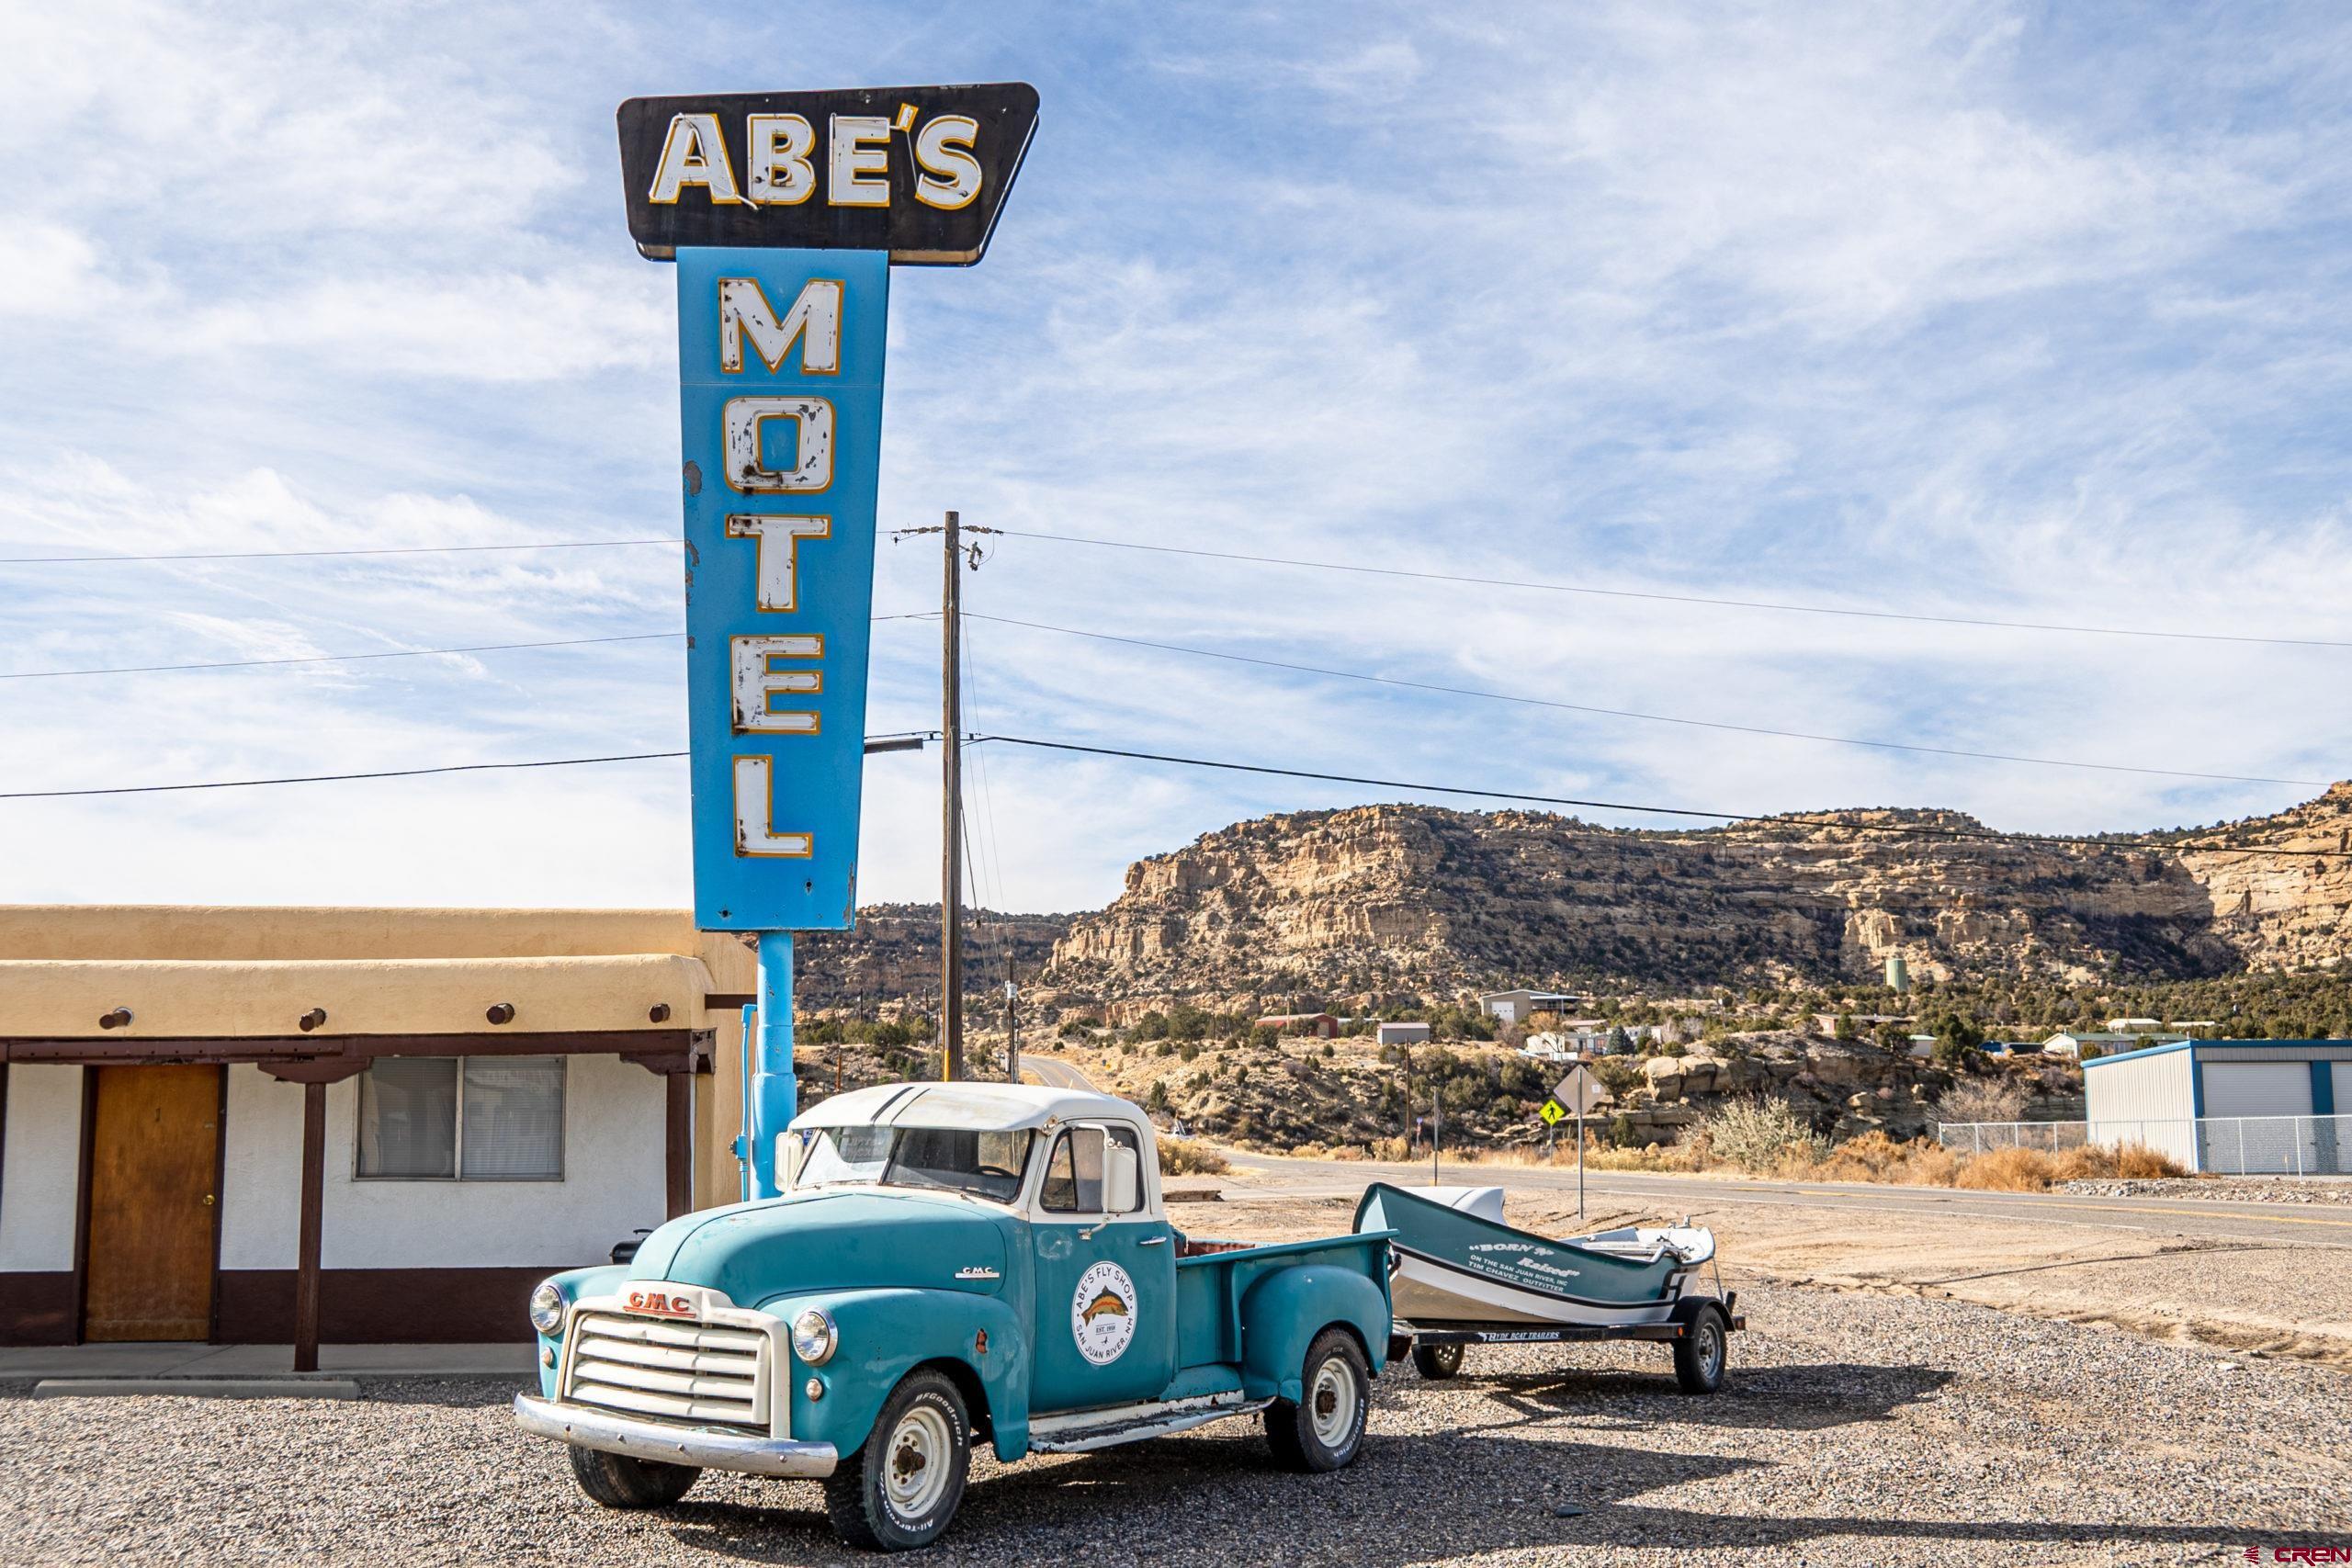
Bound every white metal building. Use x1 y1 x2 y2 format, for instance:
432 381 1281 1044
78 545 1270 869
2084 1039 2352 1174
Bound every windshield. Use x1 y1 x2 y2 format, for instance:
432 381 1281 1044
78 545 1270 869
790 1124 1034 1203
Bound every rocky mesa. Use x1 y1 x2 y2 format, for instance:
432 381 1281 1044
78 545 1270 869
1039 784 2352 1003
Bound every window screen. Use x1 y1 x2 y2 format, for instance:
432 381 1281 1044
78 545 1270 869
357 1057 458 1179
461 1058 565 1180
1039 1126 1104 1213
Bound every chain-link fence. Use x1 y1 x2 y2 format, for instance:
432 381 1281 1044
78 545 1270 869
1935 1114 2352 1175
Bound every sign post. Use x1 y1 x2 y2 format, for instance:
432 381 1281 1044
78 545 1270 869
616 84 1038 1201
1551 1066 1606 1219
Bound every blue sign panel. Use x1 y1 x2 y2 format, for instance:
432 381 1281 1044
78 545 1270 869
677 247 889 930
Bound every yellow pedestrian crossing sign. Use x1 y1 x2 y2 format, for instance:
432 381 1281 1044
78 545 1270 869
1538 1099 1566 1125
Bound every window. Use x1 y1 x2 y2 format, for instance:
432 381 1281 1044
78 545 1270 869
1039 1125 1145 1213
790 1125 1032 1203
356 1057 565 1180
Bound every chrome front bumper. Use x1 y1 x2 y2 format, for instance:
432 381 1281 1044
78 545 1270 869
514 1393 838 1479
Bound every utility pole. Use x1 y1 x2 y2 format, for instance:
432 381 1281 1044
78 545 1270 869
1005 976 1021 1085
940 510 965 1082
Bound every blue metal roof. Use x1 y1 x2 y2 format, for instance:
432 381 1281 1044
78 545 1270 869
2082 1038 2352 1068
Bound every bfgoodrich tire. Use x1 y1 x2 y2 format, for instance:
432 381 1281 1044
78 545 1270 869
1410 1341 1464 1380
824 1369 972 1551
1264 1327 1370 1473
1673 1303 1730 1395
566 1443 699 1508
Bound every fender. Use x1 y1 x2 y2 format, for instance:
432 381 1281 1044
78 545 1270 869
1237 1264 1391 1403
763 1286 1031 1462
532 1264 629 1398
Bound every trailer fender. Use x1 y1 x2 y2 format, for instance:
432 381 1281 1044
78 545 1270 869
1238 1265 1390 1402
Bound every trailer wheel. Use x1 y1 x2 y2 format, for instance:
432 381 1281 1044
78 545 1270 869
824 1369 971 1551
1410 1342 1464 1380
1264 1327 1370 1472
566 1444 699 1509
1673 1303 1730 1395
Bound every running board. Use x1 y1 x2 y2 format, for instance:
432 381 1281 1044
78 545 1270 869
1027 1392 1272 1453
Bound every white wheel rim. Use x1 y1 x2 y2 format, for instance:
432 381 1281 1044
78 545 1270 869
1309 1358 1358 1450
885 1404 953 1519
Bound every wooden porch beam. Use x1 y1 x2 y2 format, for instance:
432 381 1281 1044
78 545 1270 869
293 1080 325 1374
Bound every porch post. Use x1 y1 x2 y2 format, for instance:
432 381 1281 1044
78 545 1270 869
294 1080 325 1373
665 1070 693 1219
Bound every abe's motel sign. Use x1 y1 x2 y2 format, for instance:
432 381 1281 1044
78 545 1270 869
617 84 1038 263
621 85 1037 931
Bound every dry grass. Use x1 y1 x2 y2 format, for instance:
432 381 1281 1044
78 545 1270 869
1158 1136 1231 1176
1951 1140 2187 1192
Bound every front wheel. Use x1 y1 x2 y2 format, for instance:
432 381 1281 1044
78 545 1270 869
1673 1303 1730 1395
1410 1341 1464 1380
1264 1327 1370 1472
566 1444 699 1508
824 1369 971 1551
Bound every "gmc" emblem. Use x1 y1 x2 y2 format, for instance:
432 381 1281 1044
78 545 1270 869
626 1290 695 1319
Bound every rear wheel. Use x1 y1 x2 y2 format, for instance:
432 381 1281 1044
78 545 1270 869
1264 1327 1370 1472
823 1369 971 1551
566 1444 699 1508
1410 1341 1464 1380
1673 1303 1730 1395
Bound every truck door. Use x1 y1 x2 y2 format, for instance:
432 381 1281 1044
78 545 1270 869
1027 1122 1177 1413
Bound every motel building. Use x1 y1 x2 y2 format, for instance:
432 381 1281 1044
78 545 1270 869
0 907 754 1360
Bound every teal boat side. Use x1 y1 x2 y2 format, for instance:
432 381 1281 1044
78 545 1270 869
1358 1182 1679 1310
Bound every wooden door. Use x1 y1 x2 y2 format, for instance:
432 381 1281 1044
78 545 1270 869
84 1065 223 1341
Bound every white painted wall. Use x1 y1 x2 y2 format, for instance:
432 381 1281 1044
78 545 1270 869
220 1056 667 1271
0 1066 82 1271
2084 1046 2198 1171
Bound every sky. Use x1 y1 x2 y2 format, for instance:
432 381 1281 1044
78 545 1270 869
5 2 2352 916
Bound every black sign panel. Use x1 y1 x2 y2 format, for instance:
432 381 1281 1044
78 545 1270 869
616 84 1038 265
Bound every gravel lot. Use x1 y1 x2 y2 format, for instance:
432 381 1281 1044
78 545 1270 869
7 1286 2343 1566
2057 1178 2352 1205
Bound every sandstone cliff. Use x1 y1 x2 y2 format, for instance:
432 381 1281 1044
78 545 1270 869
1041 785 2352 1002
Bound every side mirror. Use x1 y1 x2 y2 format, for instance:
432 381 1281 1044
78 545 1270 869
1103 1144 1140 1213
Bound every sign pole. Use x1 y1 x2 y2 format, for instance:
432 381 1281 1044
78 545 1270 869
1576 1099 1586 1219
941 511 965 1082
750 933 797 1199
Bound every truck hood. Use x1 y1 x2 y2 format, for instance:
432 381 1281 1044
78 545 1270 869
627 1189 1011 1308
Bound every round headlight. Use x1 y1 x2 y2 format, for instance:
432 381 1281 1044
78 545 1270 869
528 1280 565 1337
791 1307 837 1366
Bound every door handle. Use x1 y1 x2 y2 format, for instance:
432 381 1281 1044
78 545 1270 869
1136 1235 1168 1247
201 1194 215 1207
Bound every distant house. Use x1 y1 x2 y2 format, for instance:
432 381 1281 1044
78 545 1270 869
2105 1017 2165 1033
2044 1030 2187 1060
1257 1012 1339 1039
1374 1021 1432 1046
1478 989 1594 1024
1521 1032 1573 1063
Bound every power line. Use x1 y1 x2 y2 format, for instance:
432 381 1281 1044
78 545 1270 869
2 613 938 682
966 733 2341 861
0 751 691 799
961 612 2326 787
5 726 2333 863
995 528 2352 651
0 537 681 566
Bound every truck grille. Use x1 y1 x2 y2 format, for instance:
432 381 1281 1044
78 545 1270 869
563 1311 772 1433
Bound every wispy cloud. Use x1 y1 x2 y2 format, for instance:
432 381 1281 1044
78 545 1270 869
5 1 2350 914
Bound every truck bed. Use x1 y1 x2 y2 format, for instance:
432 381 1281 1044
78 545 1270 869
1170 1230 1392 1370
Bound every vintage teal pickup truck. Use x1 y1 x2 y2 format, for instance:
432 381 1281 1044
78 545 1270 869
514 1083 1394 1551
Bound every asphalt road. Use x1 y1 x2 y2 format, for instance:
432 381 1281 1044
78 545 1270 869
1223 1149 2352 1248
1020 1055 1099 1091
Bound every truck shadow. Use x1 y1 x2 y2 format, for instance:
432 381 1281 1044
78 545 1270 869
660 1425 2278 1566
656 1360 2254 1565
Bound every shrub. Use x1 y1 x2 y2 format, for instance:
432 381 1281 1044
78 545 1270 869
2114 1140 2188 1179
1932 1077 2030 1126
1954 1146 2055 1191
1158 1136 1229 1176
1178 1041 1201 1063
1369 1135 1411 1162
1702 1098 1827 1174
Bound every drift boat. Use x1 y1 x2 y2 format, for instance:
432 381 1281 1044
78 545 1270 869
1354 1181 1739 1392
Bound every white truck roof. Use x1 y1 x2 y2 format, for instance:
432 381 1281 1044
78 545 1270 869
790 1080 1148 1135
